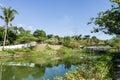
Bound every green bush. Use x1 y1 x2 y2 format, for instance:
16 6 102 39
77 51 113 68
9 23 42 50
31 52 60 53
55 54 113 80
69 42 79 48
4 49 15 54
64 55 112 80
45 44 53 50
14 48 31 53
57 46 72 54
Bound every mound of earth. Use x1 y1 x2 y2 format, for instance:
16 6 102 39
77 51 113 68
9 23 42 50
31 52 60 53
34 44 62 50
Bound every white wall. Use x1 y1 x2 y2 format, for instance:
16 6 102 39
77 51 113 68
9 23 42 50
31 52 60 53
0 42 37 51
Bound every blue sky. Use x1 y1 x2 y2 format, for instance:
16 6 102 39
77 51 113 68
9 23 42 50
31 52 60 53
0 0 114 40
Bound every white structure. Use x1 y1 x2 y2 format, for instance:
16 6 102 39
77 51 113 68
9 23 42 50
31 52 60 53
0 42 37 51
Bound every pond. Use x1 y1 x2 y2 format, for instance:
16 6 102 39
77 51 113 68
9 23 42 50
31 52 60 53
0 53 99 80
0 58 80 80
0 63 77 80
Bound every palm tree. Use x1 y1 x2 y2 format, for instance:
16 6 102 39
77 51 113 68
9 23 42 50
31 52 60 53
0 6 18 50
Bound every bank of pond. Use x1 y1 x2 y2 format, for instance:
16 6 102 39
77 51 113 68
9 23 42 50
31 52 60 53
0 46 118 80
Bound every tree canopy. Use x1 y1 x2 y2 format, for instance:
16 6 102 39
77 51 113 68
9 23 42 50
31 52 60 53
0 6 18 26
110 0 120 4
33 30 46 43
0 6 18 49
88 0 120 35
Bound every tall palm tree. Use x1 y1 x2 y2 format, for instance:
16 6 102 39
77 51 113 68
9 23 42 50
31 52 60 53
0 6 18 50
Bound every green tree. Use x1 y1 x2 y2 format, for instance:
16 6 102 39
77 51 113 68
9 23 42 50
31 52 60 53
110 0 120 4
16 33 36 44
91 36 99 45
11 26 18 34
83 35 90 46
0 27 4 45
7 28 17 44
0 6 18 50
33 30 46 43
72 35 79 41
47 34 53 39
108 36 120 51
88 1 120 36
78 34 82 40
63 36 71 47
18 27 25 34
12 27 37 44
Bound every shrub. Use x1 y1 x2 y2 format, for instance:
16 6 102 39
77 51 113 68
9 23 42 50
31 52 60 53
64 55 112 80
45 44 53 50
14 48 31 53
55 54 113 80
69 42 79 48
4 49 15 54
57 46 72 54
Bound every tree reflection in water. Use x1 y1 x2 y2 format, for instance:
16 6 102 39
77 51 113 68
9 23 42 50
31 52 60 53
0 56 83 80
0 62 78 80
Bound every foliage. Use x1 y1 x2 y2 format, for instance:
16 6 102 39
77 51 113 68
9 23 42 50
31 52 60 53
64 54 112 80
1 48 31 54
46 35 63 45
88 1 120 35
45 44 53 50
63 36 80 48
18 27 25 34
0 27 4 45
90 36 100 45
57 46 72 54
69 41 80 48
108 35 120 47
72 35 82 40
8 28 17 44
46 37 59 45
15 33 37 44
39 44 57 55
0 6 18 49
33 29 46 43
47 34 53 39
110 0 120 4
0 6 18 25
63 36 71 47
3 49 15 54
14 48 31 53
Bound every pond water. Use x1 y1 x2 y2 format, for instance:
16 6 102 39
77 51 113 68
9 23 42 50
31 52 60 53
0 53 99 80
0 59 79 80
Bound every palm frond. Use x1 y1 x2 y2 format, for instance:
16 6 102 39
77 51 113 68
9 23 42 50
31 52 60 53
1 7 18 24
10 16 14 22
12 9 18 14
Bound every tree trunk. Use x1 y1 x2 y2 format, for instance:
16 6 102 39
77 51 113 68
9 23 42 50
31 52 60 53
3 25 8 50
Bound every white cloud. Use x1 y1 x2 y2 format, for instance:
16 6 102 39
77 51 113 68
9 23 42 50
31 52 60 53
17 24 34 32
28 26 33 30
17 24 24 27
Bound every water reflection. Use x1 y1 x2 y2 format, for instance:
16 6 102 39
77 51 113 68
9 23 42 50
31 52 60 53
0 62 77 80
0 53 100 80
0 64 45 80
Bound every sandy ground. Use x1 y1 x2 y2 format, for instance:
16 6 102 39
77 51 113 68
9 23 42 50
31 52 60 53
34 44 62 50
